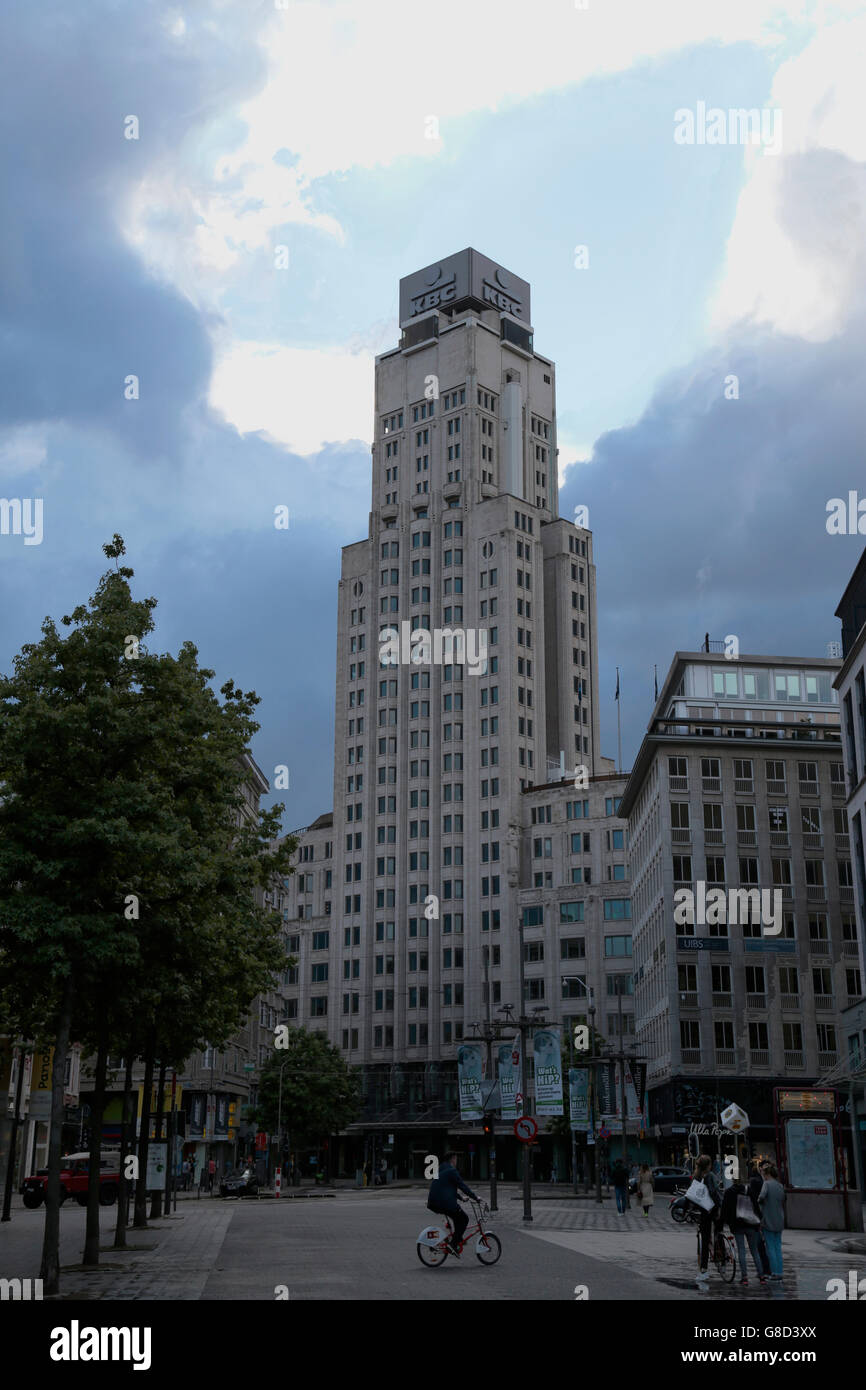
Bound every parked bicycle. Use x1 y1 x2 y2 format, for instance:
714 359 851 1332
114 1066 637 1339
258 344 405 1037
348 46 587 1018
416 1197 502 1267
670 1186 701 1225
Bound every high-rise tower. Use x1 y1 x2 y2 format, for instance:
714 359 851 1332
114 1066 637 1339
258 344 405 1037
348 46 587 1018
285 251 606 1166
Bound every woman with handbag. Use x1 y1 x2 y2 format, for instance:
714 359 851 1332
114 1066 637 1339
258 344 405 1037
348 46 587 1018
687 1154 723 1289
720 1180 767 1285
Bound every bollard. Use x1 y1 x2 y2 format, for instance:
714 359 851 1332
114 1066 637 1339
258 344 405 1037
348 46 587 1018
275 1165 281 1198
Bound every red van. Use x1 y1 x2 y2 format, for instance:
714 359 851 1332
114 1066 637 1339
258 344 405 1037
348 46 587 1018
21 1151 121 1208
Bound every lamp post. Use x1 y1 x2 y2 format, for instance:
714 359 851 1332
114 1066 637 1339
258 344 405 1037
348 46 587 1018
561 975 595 1193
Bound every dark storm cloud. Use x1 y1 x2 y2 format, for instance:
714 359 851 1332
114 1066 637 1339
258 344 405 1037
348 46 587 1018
562 147 866 767
0 0 270 456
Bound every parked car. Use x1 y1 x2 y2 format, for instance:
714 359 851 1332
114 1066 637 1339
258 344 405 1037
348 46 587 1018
628 1165 691 1195
21 1151 121 1209
219 1168 259 1199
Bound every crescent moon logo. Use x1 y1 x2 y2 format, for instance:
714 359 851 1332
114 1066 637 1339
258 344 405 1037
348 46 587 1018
425 264 443 287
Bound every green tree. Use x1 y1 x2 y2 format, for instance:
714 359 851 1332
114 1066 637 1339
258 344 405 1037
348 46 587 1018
0 537 294 1289
254 1029 362 1150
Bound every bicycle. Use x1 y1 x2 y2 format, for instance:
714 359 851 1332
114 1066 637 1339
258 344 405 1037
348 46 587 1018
417 1197 502 1267
695 1216 737 1285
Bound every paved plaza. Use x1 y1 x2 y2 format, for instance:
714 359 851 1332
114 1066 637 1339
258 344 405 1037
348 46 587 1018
1 1186 863 1302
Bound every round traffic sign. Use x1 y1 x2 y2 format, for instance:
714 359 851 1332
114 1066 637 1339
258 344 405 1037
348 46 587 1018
514 1115 538 1143
598 1126 611 1140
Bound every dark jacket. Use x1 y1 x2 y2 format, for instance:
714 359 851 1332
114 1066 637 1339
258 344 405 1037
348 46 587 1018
611 1164 628 1189
720 1181 760 1233
427 1162 477 1212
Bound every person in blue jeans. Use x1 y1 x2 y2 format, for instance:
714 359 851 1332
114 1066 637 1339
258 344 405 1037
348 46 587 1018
758 1163 786 1279
611 1159 629 1213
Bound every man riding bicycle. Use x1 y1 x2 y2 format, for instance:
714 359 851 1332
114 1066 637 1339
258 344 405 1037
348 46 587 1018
427 1152 480 1257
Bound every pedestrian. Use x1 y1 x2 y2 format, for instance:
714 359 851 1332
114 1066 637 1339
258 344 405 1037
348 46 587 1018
691 1154 723 1291
638 1163 654 1218
549 1162 558 1184
749 1160 772 1274
207 1157 216 1193
720 1178 767 1286
181 1159 190 1192
757 1163 786 1280
611 1159 629 1213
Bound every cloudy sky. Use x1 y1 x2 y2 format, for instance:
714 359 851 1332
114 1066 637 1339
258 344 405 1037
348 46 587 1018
2 0 865 830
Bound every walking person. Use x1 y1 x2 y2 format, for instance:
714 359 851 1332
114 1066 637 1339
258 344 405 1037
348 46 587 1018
691 1154 723 1290
638 1163 654 1219
748 1160 771 1274
207 1157 216 1193
758 1163 786 1281
612 1158 629 1213
720 1178 767 1286
181 1159 190 1192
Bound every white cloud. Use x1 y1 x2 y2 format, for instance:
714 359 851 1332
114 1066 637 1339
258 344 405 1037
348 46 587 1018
0 426 47 476
208 338 374 455
711 13 866 341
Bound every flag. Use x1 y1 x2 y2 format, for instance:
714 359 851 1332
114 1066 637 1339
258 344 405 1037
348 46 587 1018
614 669 620 701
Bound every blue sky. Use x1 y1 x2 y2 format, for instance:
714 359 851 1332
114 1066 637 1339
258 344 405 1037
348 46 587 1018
2 0 866 831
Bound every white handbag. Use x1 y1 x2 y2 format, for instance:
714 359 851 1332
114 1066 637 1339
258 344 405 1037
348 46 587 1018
685 1178 715 1212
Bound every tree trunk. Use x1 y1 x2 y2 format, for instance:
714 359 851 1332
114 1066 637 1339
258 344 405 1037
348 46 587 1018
82 1029 108 1266
134 1046 154 1228
39 977 73 1295
150 1060 166 1218
114 1051 134 1248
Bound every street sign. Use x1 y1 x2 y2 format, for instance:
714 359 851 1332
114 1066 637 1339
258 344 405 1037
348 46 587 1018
255 1131 268 1150
514 1116 538 1143
598 1125 611 1140
243 1064 255 1073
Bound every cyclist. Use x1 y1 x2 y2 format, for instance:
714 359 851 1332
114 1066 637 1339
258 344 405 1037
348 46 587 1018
427 1152 480 1257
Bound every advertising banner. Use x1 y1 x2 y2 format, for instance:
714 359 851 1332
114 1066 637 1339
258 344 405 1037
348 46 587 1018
457 1043 484 1121
146 1142 167 1190
533 1027 563 1116
496 1036 521 1120
568 1068 591 1131
28 1049 54 1121
598 1061 617 1124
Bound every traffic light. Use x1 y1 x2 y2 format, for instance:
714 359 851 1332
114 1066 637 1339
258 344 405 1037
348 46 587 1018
482 1115 494 1137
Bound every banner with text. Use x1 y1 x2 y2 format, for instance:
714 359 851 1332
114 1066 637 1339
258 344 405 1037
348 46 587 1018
568 1068 591 1131
533 1027 563 1116
496 1036 521 1119
457 1043 484 1121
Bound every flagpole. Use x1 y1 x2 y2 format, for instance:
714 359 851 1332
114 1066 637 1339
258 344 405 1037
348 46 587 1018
616 667 622 774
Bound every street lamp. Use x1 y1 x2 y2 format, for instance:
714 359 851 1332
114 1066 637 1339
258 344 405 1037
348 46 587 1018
561 975 596 1195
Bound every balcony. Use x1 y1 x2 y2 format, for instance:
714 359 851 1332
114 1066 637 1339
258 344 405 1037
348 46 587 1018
818 1051 839 1070
840 886 855 903
783 1050 805 1069
746 994 767 1010
806 884 827 902
814 994 835 1012
711 992 732 1009
750 1050 770 1067
680 991 699 1009
780 994 800 1010
835 833 850 852
766 781 787 796
802 833 823 850
704 829 725 846
669 776 689 792
681 1049 702 1066
734 779 755 795
769 831 790 849
737 830 758 847
671 828 692 844
831 779 846 798
715 1049 736 1068
843 939 861 957
702 777 722 794
799 779 819 798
